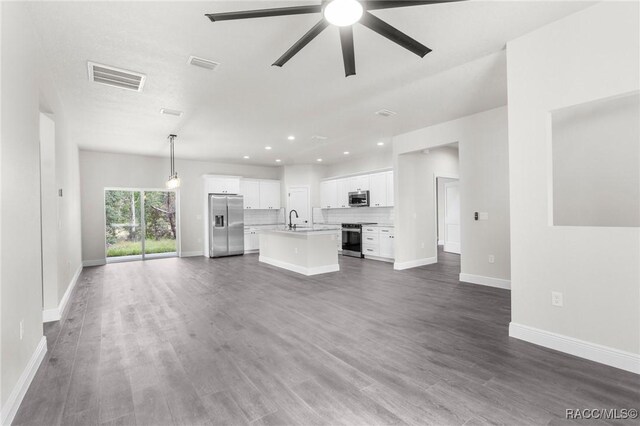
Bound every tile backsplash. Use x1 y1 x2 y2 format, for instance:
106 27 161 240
313 207 394 225
244 208 285 226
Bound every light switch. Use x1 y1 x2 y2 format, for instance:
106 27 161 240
479 212 489 220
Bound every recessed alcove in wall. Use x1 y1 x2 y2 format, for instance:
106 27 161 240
551 91 639 227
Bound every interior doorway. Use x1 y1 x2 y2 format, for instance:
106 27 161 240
443 180 461 254
436 176 460 252
104 189 178 262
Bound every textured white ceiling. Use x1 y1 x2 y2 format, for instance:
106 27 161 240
29 1 593 165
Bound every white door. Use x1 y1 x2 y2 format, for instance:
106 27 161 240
336 178 349 208
287 186 310 226
385 171 394 207
240 180 260 209
320 180 337 209
259 180 281 209
369 173 386 207
444 180 461 254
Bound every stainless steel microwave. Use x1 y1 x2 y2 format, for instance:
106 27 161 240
348 191 370 207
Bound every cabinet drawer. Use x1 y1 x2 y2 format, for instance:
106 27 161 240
362 244 379 256
378 227 394 235
363 234 379 244
362 226 379 234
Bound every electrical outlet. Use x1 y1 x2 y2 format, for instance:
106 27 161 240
294 247 299 254
479 212 489 220
421 242 425 249
551 291 563 307
488 255 495 264
20 320 24 340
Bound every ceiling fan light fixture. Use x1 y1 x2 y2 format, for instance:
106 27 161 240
323 0 363 27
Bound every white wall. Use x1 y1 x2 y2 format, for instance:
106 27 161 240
393 107 510 284
507 1 639 363
1 1 83 419
324 150 393 178
280 164 326 211
393 147 460 265
79 151 280 262
39 113 59 313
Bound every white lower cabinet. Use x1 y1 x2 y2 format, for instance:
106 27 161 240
244 230 260 252
361 226 394 260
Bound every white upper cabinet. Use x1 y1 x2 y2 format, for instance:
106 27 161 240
206 176 241 194
321 180 338 209
259 180 281 209
239 178 281 210
336 178 349 208
385 171 394 206
369 172 387 207
240 179 260 209
348 175 370 192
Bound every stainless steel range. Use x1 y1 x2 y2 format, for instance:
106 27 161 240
341 222 376 258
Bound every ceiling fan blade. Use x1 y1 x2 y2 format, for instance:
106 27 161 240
273 20 330 67
365 0 465 10
359 12 431 57
339 26 356 77
206 5 322 22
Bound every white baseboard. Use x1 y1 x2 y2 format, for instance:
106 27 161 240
393 256 436 270
459 273 511 290
364 255 394 263
42 265 82 323
82 259 105 267
259 256 339 276
509 322 640 374
0 336 47 426
180 251 204 258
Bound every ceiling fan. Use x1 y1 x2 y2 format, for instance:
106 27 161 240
205 0 463 77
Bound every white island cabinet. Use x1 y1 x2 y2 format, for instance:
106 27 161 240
259 227 340 276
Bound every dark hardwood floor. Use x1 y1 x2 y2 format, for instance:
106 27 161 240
14 249 639 425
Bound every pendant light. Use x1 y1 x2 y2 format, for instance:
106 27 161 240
166 134 181 189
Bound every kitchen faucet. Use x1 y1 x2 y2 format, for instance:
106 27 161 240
288 209 298 230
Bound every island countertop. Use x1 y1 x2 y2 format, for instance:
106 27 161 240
264 225 341 236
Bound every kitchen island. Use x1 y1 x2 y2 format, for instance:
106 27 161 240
259 226 340 276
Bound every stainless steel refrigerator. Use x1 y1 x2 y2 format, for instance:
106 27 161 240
208 194 244 257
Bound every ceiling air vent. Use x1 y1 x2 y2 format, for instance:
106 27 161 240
160 108 184 117
188 55 220 71
87 61 146 92
375 109 397 117
311 135 328 141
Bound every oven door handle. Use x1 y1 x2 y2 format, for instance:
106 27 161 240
342 228 361 233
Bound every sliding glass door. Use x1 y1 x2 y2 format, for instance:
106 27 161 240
105 189 178 261
143 191 177 258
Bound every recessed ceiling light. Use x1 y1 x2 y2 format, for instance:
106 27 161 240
243 155 250 159
343 151 350 155
375 109 397 117
377 142 385 146
317 158 323 162
187 55 220 71
265 146 272 150
160 108 184 117
287 135 295 141
275 159 282 163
